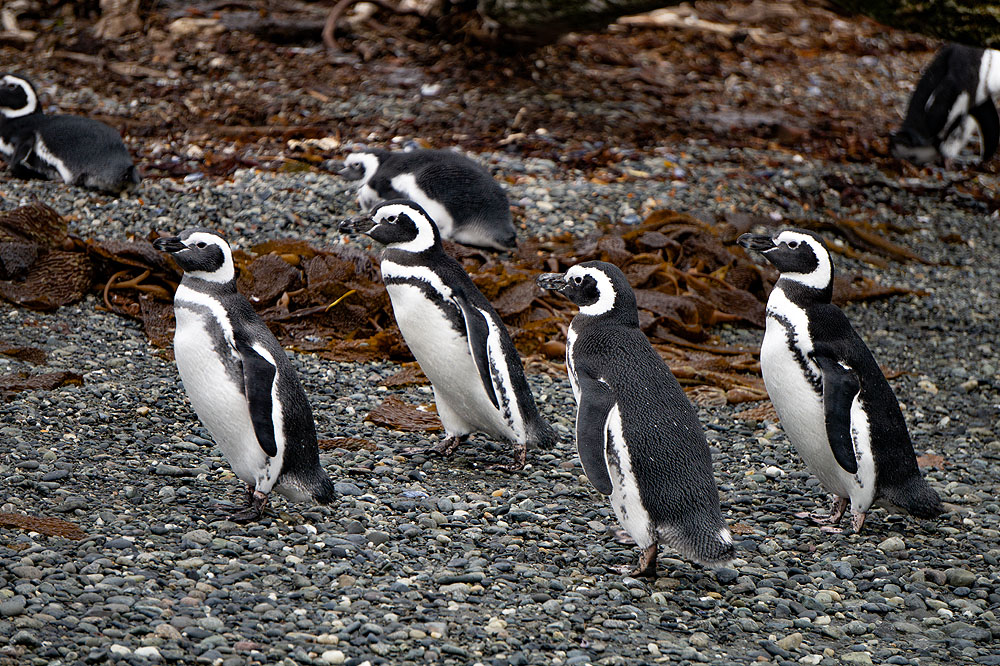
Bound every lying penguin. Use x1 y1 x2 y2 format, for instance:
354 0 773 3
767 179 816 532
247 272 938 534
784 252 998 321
0 73 140 192
890 44 1000 166
338 148 518 251
738 229 943 533
154 228 336 522
537 261 735 577
339 199 555 469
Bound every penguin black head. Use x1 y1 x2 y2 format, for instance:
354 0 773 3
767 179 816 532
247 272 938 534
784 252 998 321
338 150 385 182
0 74 39 119
154 228 235 284
536 260 638 324
738 229 834 293
339 199 442 254
889 127 939 164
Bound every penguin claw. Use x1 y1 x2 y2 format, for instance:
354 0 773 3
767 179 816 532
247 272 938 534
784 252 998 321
228 491 268 523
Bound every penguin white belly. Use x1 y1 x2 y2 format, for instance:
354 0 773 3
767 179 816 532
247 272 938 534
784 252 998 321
605 404 655 549
173 307 273 488
386 283 513 439
761 319 865 503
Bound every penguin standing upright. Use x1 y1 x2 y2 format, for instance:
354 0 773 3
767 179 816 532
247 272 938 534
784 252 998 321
536 261 735 577
339 199 555 470
738 229 942 532
154 229 336 522
338 148 518 250
890 44 1000 166
0 74 140 192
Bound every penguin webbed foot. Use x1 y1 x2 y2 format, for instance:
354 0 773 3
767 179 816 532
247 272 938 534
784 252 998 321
629 544 658 579
229 490 269 523
400 435 466 458
493 442 527 472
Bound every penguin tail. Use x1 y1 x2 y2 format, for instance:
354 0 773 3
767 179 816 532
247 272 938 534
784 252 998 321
662 523 737 568
882 475 943 519
123 165 141 187
526 418 558 450
310 474 337 505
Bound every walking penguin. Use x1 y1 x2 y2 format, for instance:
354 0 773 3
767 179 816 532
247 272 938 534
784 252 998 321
339 199 555 469
0 73 140 192
890 44 1000 166
738 229 943 532
338 148 518 250
536 261 735 577
154 229 336 521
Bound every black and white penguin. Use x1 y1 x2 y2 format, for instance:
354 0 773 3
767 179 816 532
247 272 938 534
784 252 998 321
338 199 555 469
536 261 735 577
0 73 140 193
738 229 943 532
338 148 517 251
153 229 336 522
890 44 1000 166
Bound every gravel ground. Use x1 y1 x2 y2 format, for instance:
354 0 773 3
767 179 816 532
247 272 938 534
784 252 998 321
1 136 1000 666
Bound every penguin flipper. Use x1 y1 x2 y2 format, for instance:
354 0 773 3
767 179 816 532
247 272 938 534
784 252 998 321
811 353 860 475
574 371 615 496
452 293 500 410
235 339 279 457
9 139 32 169
970 99 1000 162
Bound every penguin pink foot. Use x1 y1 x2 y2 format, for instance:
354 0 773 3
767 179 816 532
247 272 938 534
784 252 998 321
230 490 269 524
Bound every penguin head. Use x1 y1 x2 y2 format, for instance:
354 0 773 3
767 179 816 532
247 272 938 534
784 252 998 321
339 150 383 183
890 127 939 164
153 228 235 284
536 261 638 323
738 229 834 293
0 74 39 119
339 199 442 254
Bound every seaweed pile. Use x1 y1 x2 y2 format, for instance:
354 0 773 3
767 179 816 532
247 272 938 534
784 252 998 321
0 203 921 405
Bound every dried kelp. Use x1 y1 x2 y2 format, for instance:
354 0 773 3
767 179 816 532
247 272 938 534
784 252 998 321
1 371 83 401
364 396 442 432
0 203 922 402
0 512 87 540
318 437 377 451
0 344 46 365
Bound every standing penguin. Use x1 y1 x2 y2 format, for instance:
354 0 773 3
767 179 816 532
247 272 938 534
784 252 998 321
890 44 1000 166
153 229 336 522
0 74 140 192
738 229 942 532
338 148 518 251
339 199 555 469
536 261 735 577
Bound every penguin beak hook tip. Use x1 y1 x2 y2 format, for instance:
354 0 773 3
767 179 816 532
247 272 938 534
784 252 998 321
535 273 566 291
737 233 776 252
153 236 184 253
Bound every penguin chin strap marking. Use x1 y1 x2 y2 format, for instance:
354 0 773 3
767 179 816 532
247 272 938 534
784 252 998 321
182 233 236 284
0 76 37 118
379 205 438 254
573 267 616 316
776 244 831 291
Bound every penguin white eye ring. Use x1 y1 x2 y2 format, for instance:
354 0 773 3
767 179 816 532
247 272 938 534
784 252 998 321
786 240 800 249
572 275 583 285
196 241 208 249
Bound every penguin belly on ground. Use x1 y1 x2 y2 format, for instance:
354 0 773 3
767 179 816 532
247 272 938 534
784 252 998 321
338 148 517 250
890 44 1000 166
0 73 140 193
536 261 735 577
738 229 943 533
154 229 336 522
339 199 555 470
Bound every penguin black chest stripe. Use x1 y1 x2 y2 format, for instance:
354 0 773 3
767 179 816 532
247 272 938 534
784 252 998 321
766 287 822 394
174 284 244 388
380 258 465 335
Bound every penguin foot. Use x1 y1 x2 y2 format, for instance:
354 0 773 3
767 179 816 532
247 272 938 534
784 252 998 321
850 512 866 534
796 497 849 526
629 544 658 579
494 443 527 472
613 529 636 545
229 491 269 523
401 435 466 458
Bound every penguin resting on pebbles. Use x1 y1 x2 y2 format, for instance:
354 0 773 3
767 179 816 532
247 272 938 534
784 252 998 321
339 199 555 470
537 261 735 577
0 73 140 192
738 229 943 533
338 148 518 250
154 229 336 522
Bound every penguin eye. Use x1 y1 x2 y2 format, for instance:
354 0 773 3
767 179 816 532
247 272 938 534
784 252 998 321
786 240 800 249
386 215 398 224
196 242 207 249
572 276 583 285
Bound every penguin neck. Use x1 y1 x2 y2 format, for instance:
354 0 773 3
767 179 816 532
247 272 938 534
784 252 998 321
774 276 832 307
180 274 238 296
381 243 446 266
573 306 639 329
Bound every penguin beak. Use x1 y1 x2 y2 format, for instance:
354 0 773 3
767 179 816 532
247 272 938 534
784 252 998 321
153 236 185 253
338 217 375 234
338 164 365 181
536 272 567 292
737 234 776 252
